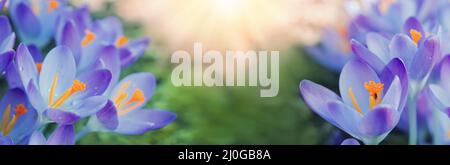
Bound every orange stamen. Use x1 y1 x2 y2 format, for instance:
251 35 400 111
47 0 59 13
115 36 129 47
50 79 86 109
0 104 28 136
409 29 422 45
81 30 96 47
364 81 384 109
36 63 42 73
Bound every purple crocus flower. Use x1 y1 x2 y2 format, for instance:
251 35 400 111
0 88 38 145
56 6 149 71
70 48 176 136
352 17 440 80
300 59 408 144
9 0 67 47
351 0 440 40
340 138 360 145
14 44 111 126
28 125 75 145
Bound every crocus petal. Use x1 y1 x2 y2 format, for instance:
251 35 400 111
0 51 14 73
44 109 80 125
0 15 12 43
339 60 380 113
115 109 176 135
379 58 408 111
389 34 417 67
121 38 150 68
326 101 362 138
96 100 118 130
72 69 111 100
110 72 156 109
439 55 450 91
28 131 46 145
403 17 425 37
299 80 341 126
70 96 108 118
341 138 360 145
95 45 120 95
39 46 76 103
118 48 133 68
26 80 47 113
56 20 81 63
5 62 22 89
381 76 402 111
0 136 13 145
16 44 38 88
410 36 440 80
366 32 391 63
13 3 41 38
94 16 123 41
358 105 399 137
47 125 75 145
351 40 385 73
0 33 15 53
427 84 450 110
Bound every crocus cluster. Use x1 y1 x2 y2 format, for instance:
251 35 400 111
0 0 176 145
301 0 450 145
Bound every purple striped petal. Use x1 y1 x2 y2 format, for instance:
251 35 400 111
115 109 176 135
351 40 385 74
299 80 341 126
410 36 440 80
0 51 13 73
366 32 391 63
44 109 80 125
47 125 75 145
96 100 118 130
379 58 408 111
358 105 399 136
13 3 41 37
389 34 417 67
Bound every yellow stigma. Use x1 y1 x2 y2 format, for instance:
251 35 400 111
0 104 28 136
81 30 96 47
36 63 42 73
409 29 422 45
379 0 396 14
364 81 384 109
49 75 87 109
113 82 146 116
348 88 362 114
47 0 59 13
115 36 129 47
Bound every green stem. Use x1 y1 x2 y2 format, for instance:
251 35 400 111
408 87 418 145
75 126 91 141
